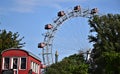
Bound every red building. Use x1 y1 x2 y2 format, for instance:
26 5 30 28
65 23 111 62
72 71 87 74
1 48 43 74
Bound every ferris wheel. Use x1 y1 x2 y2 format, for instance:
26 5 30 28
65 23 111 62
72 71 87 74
38 5 98 66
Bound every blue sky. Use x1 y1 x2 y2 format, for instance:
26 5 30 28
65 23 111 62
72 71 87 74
0 0 120 62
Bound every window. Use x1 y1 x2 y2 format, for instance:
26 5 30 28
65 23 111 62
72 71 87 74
35 64 38 73
13 58 18 69
36 64 40 74
31 61 33 69
33 62 35 72
20 58 26 69
4 57 10 69
30 61 40 74
37 65 40 74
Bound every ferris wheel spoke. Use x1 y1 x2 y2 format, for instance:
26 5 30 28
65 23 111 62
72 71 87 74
38 5 99 66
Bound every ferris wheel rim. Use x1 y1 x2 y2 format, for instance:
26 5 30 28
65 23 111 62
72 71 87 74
38 5 98 65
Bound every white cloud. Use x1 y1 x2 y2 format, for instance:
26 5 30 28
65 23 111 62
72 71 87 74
0 0 86 13
38 0 86 10
12 0 68 13
11 0 40 13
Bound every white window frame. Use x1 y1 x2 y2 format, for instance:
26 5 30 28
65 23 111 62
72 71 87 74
11 57 19 70
37 65 40 74
20 57 27 70
11 58 13 69
2 57 4 70
35 64 37 73
31 61 33 69
2 57 10 70
33 62 35 72
30 61 40 74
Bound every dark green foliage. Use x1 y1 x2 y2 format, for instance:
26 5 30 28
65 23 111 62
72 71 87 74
45 14 120 74
0 30 25 50
0 29 25 71
0 29 25 55
89 14 120 73
45 54 88 74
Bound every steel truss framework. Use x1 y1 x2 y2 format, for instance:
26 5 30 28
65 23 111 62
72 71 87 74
38 5 98 66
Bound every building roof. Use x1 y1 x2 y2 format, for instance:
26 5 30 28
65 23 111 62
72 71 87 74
1 48 41 61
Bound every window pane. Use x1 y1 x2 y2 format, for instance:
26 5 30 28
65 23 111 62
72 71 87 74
21 58 26 69
13 58 18 69
4 57 10 69
31 62 33 69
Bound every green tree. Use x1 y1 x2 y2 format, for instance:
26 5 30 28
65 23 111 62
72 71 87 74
0 30 25 51
0 29 25 68
88 14 120 73
45 53 88 74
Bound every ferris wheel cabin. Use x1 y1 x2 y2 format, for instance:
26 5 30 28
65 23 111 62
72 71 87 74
45 24 53 30
74 5 81 12
58 11 66 17
1 48 45 74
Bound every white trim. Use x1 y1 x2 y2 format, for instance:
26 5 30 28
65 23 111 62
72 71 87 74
20 57 27 70
30 61 40 74
2 57 4 69
31 61 33 70
36 64 39 74
2 57 11 70
11 58 13 69
19 57 21 69
38 65 40 74
11 57 19 70
33 62 35 72
35 64 37 73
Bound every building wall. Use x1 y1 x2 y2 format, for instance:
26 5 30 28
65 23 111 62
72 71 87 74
28 55 42 74
1 49 42 74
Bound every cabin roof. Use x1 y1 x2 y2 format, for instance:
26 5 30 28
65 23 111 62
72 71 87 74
1 48 41 61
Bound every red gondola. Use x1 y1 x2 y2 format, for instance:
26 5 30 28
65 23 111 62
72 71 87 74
1 48 45 74
74 5 81 11
38 43 46 48
58 11 65 17
45 24 53 30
